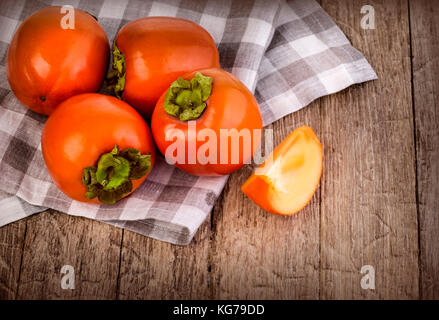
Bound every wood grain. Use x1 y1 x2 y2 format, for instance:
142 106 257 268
210 102 322 299
319 0 419 299
0 220 26 299
16 210 122 299
409 0 439 299
117 220 210 299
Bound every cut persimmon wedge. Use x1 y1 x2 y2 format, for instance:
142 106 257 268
241 126 323 215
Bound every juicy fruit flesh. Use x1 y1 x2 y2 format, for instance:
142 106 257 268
249 127 322 215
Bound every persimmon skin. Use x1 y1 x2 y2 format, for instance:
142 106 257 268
151 68 263 176
241 126 323 215
41 93 155 204
6 6 109 115
116 17 220 118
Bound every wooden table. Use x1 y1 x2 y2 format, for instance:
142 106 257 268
0 0 438 300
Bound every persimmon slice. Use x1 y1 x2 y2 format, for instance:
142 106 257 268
241 126 323 215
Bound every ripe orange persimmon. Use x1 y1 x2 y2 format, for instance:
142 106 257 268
241 126 323 215
107 17 220 118
151 69 263 176
7 6 109 115
41 93 155 204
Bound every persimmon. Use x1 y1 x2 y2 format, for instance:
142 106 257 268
41 93 155 204
6 6 109 115
151 68 263 176
107 17 220 118
241 126 323 215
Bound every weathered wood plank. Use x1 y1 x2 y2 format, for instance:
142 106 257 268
210 102 321 299
319 0 419 299
0 220 26 299
117 219 210 299
409 0 439 300
16 210 122 299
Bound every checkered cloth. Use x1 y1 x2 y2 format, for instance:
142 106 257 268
0 0 377 245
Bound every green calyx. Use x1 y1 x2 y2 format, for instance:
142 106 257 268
82 145 152 205
164 72 213 121
106 41 126 99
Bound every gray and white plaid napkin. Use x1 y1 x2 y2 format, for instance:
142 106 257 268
0 0 377 245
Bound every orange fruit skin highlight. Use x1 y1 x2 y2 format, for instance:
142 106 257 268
6 6 109 115
241 126 323 215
